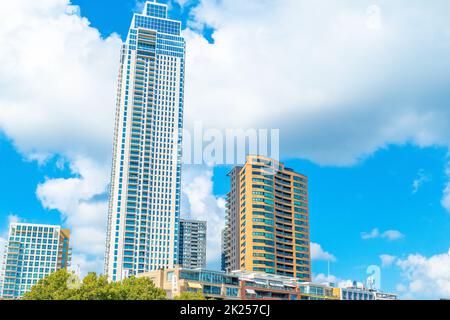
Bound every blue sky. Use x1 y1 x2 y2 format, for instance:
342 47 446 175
0 0 449 299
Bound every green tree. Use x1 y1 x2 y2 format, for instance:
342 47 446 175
112 277 167 300
71 272 115 300
23 269 72 300
174 291 207 300
24 269 167 300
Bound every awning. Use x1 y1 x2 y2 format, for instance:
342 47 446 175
246 289 257 295
269 282 285 288
254 279 267 286
187 282 202 289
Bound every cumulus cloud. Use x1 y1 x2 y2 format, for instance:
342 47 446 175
380 254 397 268
412 169 432 194
36 157 110 256
178 0 450 212
71 253 104 277
313 273 356 289
181 165 226 266
396 249 450 299
361 228 404 241
180 0 450 165
0 0 121 273
311 242 336 262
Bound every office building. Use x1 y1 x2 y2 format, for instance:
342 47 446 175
0 223 71 299
178 219 207 269
139 267 241 300
222 167 242 272
225 155 311 280
104 0 186 281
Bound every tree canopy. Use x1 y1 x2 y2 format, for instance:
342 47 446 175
174 291 207 300
23 269 167 300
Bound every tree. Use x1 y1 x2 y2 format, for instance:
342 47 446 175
24 269 167 300
71 272 115 300
112 276 167 300
174 291 207 300
23 269 72 300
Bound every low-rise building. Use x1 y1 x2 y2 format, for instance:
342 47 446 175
331 281 398 301
298 282 340 300
234 271 300 300
373 291 398 300
139 267 241 300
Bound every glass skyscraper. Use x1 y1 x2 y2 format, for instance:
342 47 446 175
105 1 185 281
0 223 71 299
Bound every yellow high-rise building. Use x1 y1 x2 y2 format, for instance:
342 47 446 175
223 155 311 281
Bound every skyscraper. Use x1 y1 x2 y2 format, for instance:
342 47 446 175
224 155 311 280
178 219 207 269
105 0 185 281
223 166 242 272
0 223 71 299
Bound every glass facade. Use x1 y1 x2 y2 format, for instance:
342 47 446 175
180 270 240 286
0 223 71 299
105 0 186 281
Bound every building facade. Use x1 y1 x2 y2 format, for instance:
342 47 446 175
139 267 241 300
104 0 186 281
222 166 242 272
235 271 301 300
0 223 71 299
225 155 311 280
178 219 207 269
221 229 227 272
298 282 340 300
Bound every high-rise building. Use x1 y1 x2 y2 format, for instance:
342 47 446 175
220 228 227 272
225 155 311 280
178 219 207 269
223 166 242 272
0 223 71 299
104 0 186 281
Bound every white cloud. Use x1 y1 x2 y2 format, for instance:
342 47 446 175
380 254 397 268
311 242 336 262
180 0 450 213
396 249 450 299
7 214 22 225
0 0 121 274
412 169 431 194
71 253 104 278
313 273 355 289
361 228 404 241
36 157 109 256
181 165 226 266
181 0 450 166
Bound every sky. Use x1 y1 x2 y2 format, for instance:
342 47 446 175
0 0 449 299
